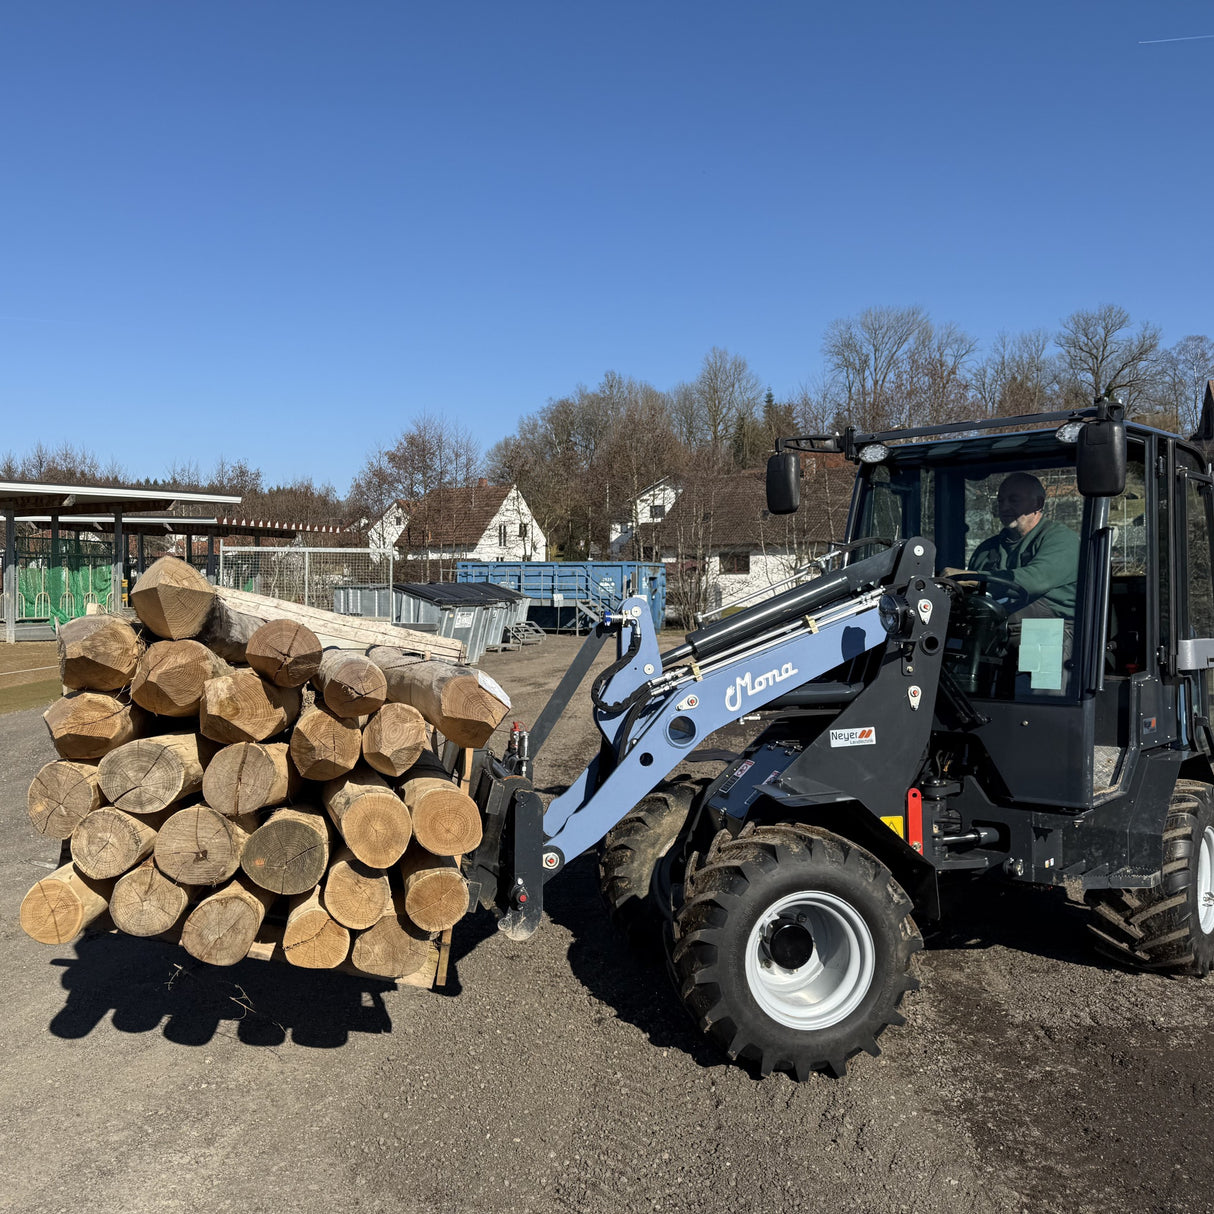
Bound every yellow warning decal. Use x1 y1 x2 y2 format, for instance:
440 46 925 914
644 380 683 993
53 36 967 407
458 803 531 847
881 815 905 839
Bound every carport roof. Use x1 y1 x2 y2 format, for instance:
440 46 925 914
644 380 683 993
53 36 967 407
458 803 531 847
0 479 240 516
13 515 343 539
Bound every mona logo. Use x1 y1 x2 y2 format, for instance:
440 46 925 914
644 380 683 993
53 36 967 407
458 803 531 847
725 662 799 712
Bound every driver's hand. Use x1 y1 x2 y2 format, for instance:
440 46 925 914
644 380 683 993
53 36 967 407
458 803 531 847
941 567 979 589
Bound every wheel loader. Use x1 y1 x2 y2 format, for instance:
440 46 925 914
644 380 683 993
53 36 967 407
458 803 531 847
461 387 1214 1081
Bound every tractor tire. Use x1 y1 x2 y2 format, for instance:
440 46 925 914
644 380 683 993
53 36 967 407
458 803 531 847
672 823 921 1080
598 778 700 950
1086 779 1214 975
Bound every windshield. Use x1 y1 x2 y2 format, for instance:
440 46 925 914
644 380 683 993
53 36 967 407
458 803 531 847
852 437 1087 701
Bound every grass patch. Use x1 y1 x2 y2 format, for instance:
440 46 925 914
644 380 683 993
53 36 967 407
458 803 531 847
0 678 60 716
0 641 61 715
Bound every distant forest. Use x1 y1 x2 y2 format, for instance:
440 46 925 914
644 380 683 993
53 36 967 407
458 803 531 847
5 303 1211 558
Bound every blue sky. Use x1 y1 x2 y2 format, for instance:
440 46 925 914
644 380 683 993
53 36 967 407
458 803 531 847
2 2 1211 492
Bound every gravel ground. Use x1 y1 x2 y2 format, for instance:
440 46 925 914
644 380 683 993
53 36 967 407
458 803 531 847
3 635 1213 1214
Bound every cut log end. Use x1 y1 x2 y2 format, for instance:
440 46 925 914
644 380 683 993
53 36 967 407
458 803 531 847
27 760 101 839
246 619 323 687
19 863 111 945
130 556 217 640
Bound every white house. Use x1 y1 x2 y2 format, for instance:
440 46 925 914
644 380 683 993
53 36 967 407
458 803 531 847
374 480 547 563
609 477 680 555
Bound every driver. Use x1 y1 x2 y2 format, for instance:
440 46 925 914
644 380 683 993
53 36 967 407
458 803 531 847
965 472 1079 619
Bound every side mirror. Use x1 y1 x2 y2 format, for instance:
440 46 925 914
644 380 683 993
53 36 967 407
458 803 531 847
766 451 800 514
1076 415 1127 497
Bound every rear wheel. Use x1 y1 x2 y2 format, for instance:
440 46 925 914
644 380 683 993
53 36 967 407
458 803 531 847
598 778 700 949
1087 779 1214 975
672 823 921 1080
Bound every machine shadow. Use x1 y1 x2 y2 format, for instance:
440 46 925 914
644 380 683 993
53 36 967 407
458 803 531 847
543 856 1127 1073
542 854 726 1073
47 931 400 1047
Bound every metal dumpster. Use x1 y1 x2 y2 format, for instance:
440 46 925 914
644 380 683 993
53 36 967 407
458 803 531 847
392 583 498 664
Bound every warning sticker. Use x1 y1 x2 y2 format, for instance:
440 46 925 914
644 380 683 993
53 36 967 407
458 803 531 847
829 727 876 747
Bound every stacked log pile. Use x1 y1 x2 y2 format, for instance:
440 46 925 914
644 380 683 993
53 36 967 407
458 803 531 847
19 556 509 983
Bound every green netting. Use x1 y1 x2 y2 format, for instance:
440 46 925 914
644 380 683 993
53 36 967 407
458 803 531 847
15 538 117 625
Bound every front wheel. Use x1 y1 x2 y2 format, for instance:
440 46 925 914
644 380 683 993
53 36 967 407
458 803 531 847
672 823 921 1080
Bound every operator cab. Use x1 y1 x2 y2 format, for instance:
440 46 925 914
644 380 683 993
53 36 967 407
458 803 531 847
845 422 1214 815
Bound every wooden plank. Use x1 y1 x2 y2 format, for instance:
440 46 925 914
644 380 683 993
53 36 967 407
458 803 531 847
214 586 465 662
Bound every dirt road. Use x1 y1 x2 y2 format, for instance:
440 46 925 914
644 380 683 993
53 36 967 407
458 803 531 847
3 635 1212 1213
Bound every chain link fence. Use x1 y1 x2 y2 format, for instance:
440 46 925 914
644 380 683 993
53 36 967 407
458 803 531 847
219 545 396 616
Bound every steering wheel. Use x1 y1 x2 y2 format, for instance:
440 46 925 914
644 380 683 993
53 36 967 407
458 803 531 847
942 570 1030 610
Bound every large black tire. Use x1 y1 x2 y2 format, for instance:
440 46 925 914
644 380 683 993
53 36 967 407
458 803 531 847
598 778 700 949
672 823 921 1080
1087 779 1214 975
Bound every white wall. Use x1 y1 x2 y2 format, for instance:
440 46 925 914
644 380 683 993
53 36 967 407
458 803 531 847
610 480 679 555
467 487 548 562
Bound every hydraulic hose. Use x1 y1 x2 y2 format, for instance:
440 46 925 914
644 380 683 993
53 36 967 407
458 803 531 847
662 544 899 668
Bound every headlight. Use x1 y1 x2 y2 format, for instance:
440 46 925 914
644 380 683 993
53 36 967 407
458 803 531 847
858 443 891 464
879 593 912 638
1055 421 1084 444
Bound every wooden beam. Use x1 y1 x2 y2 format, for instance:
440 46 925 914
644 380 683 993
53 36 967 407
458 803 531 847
214 585 465 661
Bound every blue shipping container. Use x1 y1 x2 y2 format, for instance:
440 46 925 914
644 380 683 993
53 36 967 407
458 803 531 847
457 561 665 631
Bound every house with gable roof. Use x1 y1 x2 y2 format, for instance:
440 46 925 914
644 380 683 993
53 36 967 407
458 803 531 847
370 479 546 564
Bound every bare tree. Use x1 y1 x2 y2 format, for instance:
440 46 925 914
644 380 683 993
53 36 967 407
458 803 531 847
1056 304 1161 411
972 330 1058 418
348 412 483 542
822 305 930 430
895 321 979 426
690 348 763 455
1164 335 1214 433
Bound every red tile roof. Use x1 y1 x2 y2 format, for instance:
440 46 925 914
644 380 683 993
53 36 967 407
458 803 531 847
396 484 512 551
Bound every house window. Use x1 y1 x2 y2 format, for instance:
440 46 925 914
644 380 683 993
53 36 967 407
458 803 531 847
519 523 528 539
498 523 507 547
649 504 666 520
720 552 750 576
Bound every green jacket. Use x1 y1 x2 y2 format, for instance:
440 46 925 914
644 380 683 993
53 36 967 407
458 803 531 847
969 518 1079 617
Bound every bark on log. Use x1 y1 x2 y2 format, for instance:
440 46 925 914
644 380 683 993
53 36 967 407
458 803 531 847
313 650 387 718
399 847 470 932
366 649 509 747
179 876 276 966
28 760 101 839
109 859 193 937
202 741 297 817
131 639 229 717
153 804 256 885
215 585 464 660
43 692 144 761
57 615 143 691
97 732 214 814
19 862 112 944
283 887 351 969
240 806 331 896
400 774 483 857
288 705 362 781
361 702 427 778
322 845 391 930
70 806 163 880
200 671 301 744
130 556 216 640
195 599 265 664
322 763 412 868
350 892 432 979
246 619 323 688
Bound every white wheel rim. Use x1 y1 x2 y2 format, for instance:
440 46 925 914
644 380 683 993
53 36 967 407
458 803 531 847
1198 826 1214 935
744 891 876 1031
